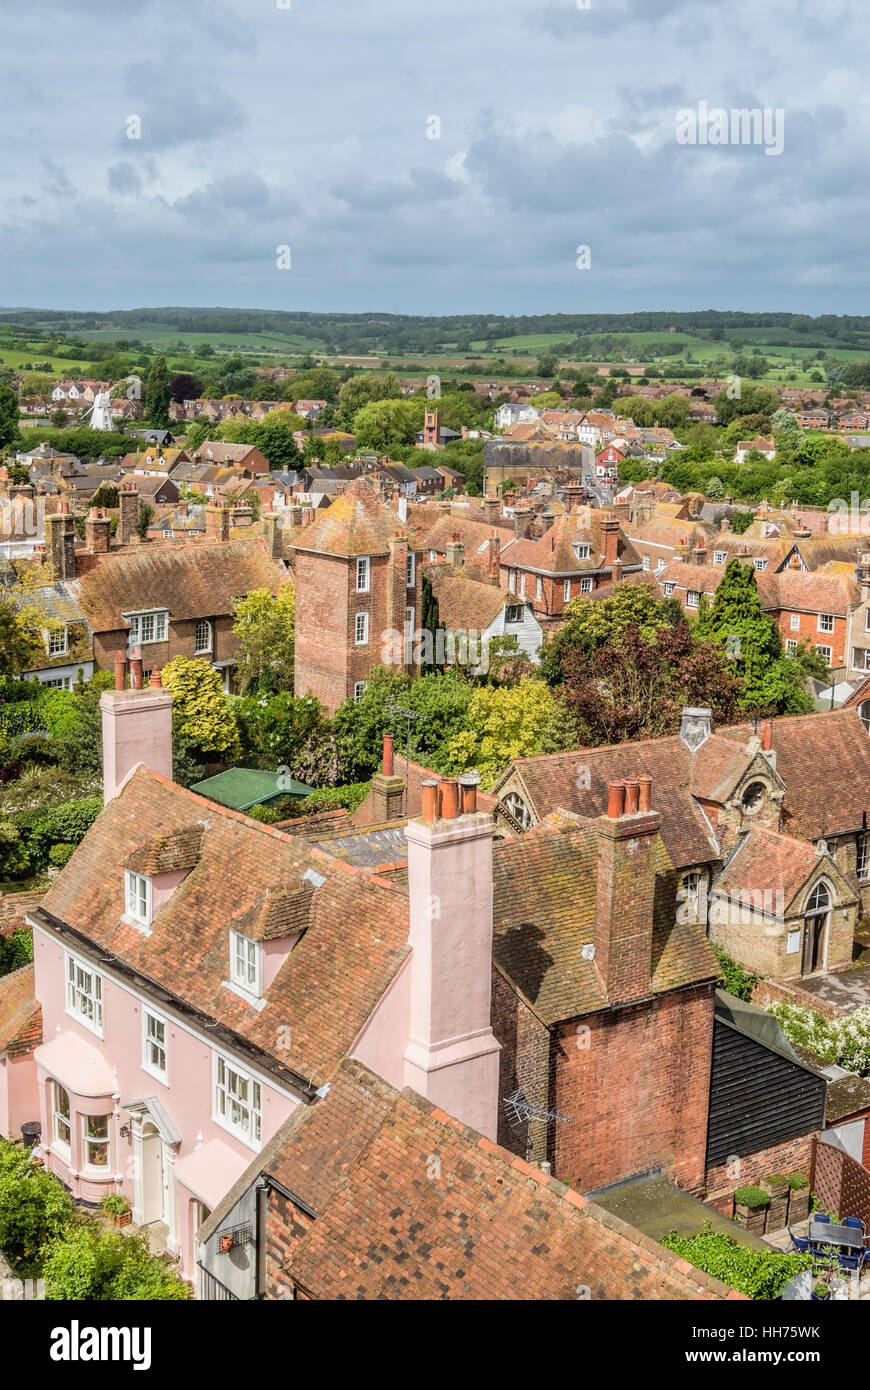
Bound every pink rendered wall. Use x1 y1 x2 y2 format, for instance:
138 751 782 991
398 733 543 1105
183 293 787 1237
351 957 411 1090
100 689 173 803
32 927 297 1280
3 1054 38 1139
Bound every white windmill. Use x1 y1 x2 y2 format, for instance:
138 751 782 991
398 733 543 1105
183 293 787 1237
82 389 115 432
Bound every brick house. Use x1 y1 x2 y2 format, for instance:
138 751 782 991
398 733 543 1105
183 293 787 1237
51 504 287 689
292 478 422 711
190 442 270 475
490 705 870 949
498 509 643 625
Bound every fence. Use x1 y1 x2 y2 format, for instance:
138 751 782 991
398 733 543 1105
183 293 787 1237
812 1136 870 1227
197 1266 240 1301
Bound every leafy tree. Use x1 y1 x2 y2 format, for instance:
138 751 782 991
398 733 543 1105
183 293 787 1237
706 475 724 500
0 927 33 977
557 622 742 747
536 352 559 377
694 559 816 714
352 398 426 450
20 372 53 397
161 656 241 761
168 372 202 403
540 583 685 686
232 583 295 693
257 418 303 471
332 667 472 781
419 574 442 674
145 355 171 427
0 384 20 447
137 501 154 538
182 420 209 453
0 595 41 675
447 678 558 788
49 408 68 429
233 690 344 786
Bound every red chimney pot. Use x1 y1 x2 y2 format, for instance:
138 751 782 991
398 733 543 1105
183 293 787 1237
607 781 625 819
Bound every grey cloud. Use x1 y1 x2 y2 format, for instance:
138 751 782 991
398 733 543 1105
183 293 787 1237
108 162 142 196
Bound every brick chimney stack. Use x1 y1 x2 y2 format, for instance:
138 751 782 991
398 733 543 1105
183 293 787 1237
205 503 230 542
513 505 533 540
118 483 139 545
85 507 111 553
44 505 76 580
488 532 500 584
445 534 464 568
263 512 283 562
600 514 620 567
405 774 500 1138
595 777 661 1005
369 733 405 822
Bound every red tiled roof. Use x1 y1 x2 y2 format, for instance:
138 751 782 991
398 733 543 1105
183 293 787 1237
0 964 42 1057
293 479 415 558
277 1060 733 1301
36 768 410 1087
713 826 835 911
69 538 285 633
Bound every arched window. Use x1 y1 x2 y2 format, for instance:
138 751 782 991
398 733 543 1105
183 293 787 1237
502 792 532 832
741 781 766 817
805 881 831 915
859 700 870 734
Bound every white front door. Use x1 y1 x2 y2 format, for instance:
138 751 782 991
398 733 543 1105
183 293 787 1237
822 1119 865 1164
141 1124 165 1225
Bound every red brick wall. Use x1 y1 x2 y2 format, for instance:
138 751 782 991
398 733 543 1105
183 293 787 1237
704 1133 816 1214
752 976 849 1020
773 609 846 667
264 1186 314 1301
93 614 238 676
551 984 715 1194
294 549 420 713
491 970 552 1164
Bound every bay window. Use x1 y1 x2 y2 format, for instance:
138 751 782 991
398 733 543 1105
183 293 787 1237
82 1114 110 1169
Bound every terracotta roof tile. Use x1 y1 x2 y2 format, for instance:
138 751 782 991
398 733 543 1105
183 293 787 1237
293 479 415 558
0 964 42 1056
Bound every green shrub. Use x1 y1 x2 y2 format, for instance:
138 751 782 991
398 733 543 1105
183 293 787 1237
43 1223 191 1300
734 1185 770 1209
787 1172 810 1190
712 945 759 1002
280 781 370 818
765 1174 788 1187
0 1139 74 1277
100 1194 131 1216
661 1222 811 1299
0 928 34 977
48 842 76 868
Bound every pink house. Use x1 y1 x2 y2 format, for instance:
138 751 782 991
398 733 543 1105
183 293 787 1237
4 666 500 1284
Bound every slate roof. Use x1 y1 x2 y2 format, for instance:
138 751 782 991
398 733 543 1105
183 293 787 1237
68 538 285 633
271 1061 732 1301
292 479 415 558
33 767 411 1086
491 812 718 1024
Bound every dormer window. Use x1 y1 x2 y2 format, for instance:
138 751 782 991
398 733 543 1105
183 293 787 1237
230 930 262 997
573 542 591 560
45 626 68 656
126 610 168 644
124 870 152 928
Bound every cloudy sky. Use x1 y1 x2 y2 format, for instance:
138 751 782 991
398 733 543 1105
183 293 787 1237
2 0 867 315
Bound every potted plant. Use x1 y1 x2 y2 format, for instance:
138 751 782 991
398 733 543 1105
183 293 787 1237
101 1193 132 1227
811 1279 830 1302
733 1185 770 1234
787 1172 811 1224
761 1174 790 1232
219 1232 234 1254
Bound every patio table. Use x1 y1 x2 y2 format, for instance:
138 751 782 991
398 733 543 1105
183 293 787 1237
808 1218 865 1251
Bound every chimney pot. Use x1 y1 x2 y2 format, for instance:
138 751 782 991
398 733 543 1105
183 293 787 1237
382 733 394 778
439 778 459 821
420 779 439 824
129 651 144 689
458 770 480 815
607 781 626 819
761 719 773 752
637 774 652 812
149 667 162 688
624 778 639 815
113 651 127 690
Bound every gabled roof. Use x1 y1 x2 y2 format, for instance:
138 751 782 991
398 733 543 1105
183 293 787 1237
34 768 411 1087
292 479 414 558
123 824 204 875
69 538 285 632
712 827 838 914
